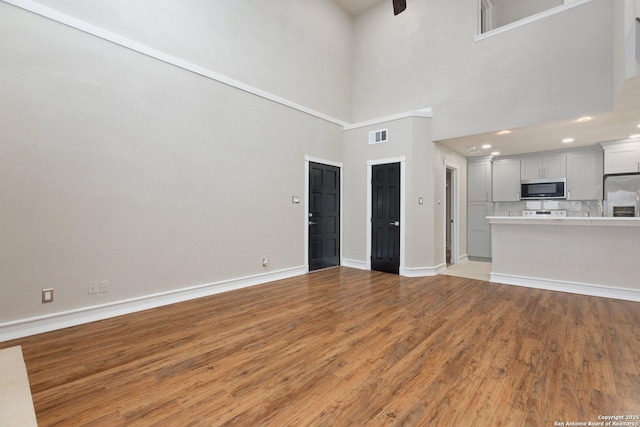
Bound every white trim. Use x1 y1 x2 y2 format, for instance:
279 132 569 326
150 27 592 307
475 0 593 41
403 264 447 278
480 0 494 33
3 0 434 133
366 157 406 274
0 266 306 342
304 157 344 271
342 259 368 270
490 272 640 302
304 156 344 169
458 254 470 264
344 109 433 131
2 0 349 128
304 160 311 272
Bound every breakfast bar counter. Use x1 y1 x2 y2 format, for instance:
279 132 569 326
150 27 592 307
488 216 640 301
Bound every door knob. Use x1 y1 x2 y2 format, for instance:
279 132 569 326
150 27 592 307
309 221 318 226
389 221 400 227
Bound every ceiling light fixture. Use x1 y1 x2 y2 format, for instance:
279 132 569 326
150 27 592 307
576 116 593 123
497 130 511 135
562 138 574 143
491 151 500 156
631 134 640 139
481 144 492 149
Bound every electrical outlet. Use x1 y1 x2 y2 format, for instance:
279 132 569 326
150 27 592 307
88 282 99 295
262 258 269 267
99 280 109 293
42 288 54 303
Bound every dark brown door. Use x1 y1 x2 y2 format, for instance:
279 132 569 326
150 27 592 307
371 163 400 274
308 162 340 271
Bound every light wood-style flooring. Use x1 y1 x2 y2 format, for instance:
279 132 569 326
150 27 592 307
2 267 640 426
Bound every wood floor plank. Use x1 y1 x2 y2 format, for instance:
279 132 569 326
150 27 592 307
2 267 640 426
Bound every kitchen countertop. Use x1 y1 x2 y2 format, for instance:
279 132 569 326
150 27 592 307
488 216 640 226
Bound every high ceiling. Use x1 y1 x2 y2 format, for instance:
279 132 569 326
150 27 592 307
334 1 640 158
334 0 385 16
437 76 640 158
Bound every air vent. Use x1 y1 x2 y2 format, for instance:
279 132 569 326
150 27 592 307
369 129 388 145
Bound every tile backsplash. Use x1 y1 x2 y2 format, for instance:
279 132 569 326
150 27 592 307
494 200 602 217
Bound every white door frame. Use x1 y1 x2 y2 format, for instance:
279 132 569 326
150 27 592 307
366 156 406 274
304 156 344 272
444 161 460 265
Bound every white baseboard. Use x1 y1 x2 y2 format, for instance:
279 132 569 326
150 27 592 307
402 264 447 277
490 272 640 302
457 254 469 263
0 266 306 342
342 260 447 277
342 259 368 270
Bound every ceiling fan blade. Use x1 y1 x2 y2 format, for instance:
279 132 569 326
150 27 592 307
392 0 406 15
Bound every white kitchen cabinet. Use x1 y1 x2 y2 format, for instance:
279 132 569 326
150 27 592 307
603 142 640 174
467 202 492 259
566 149 603 200
521 154 566 180
468 160 492 202
492 159 521 202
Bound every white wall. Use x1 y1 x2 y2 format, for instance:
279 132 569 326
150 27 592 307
624 0 640 78
352 0 620 141
0 2 345 326
490 0 563 29
24 0 354 122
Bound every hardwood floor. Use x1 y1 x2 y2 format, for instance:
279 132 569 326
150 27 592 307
2 267 640 426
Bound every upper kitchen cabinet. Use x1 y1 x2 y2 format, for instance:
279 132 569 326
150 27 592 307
492 159 521 202
602 141 640 174
566 149 603 200
520 154 567 181
468 159 492 202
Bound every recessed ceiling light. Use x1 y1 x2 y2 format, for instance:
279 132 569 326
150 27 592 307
497 130 511 135
491 151 500 156
562 138 574 143
631 134 640 139
481 144 492 149
637 124 640 128
468 146 480 153
576 116 593 123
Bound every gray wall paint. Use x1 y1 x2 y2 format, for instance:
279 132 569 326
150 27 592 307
0 0 625 329
352 0 619 141
342 118 467 270
0 3 343 323
28 0 354 122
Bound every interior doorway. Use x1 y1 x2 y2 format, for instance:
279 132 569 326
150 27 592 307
446 169 452 265
371 163 401 274
308 162 341 271
445 163 459 266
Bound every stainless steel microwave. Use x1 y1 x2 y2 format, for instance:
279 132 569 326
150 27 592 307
520 179 566 200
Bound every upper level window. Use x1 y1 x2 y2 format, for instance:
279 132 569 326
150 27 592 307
478 0 585 38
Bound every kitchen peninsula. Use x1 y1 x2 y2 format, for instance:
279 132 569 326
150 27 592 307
488 216 640 302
